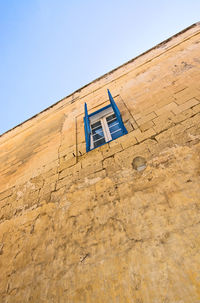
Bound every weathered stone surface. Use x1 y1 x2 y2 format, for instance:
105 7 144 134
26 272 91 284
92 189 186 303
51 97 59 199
0 23 200 302
0 187 13 201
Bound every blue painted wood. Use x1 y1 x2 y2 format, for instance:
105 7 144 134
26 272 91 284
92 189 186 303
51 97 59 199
84 102 91 152
107 89 128 134
84 92 128 152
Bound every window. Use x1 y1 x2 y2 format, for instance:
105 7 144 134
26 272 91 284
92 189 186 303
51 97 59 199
90 108 124 149
84 89 127 152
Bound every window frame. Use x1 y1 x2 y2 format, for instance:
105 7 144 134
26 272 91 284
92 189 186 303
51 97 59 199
84 90 128 152
90 106 115 149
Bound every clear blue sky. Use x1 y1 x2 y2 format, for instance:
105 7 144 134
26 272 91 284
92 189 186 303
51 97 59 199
0 0 199 134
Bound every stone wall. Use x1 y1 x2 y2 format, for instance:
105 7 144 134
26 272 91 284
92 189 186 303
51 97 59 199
0 23 200 302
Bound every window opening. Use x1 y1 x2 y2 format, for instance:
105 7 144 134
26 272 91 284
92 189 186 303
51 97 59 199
84 89 127 152
91 121 105 148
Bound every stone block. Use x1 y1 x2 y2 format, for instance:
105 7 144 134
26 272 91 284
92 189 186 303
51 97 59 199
103 157 121 176
80 162 103 177
153 118 175 134
23 189 40 208
102 143 123 158
44 173 58 185
137 112 157 126
81 149 103 168
135 128 156 142
116 132 137 149
43 159 59 172
42 167 58 179
170 84 187 94
124 120 134 132
133 113 141 121
192 103 200 114
58 157 77 172
59 145 76 158
173 98 199 114
171 108 193 123
83 170 107 187
153 110 174 124
140 120 154 132
59 162 81 180
181 113 200 130
155 102 178 116
174 87 200 104
39 182 56 203
50 187 66 203
56 175 74 191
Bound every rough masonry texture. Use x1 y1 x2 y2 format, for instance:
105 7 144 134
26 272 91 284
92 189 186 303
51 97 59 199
0 23 200 303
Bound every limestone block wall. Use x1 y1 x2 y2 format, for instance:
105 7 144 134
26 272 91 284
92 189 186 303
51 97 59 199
0 23 200 302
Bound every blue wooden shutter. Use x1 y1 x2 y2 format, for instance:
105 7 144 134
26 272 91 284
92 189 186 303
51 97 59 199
107 89 128 134
84 102 91 152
